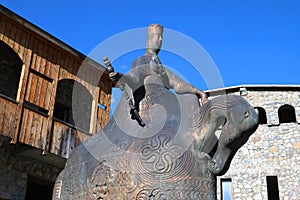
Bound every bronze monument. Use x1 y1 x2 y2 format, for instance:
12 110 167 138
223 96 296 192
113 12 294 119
53 24 258 199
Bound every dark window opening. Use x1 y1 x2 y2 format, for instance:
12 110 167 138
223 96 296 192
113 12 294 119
53 102 73 124
25 177 54 200
278 104 296 123
0 41 23 100
266 176 279 200
54 79 93 132
221 178 232 200
255 107 267 124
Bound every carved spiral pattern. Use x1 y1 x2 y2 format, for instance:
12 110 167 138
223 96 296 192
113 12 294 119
141 133 182 173
127 132 196 184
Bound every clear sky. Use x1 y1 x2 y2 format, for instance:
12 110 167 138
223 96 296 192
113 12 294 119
1 0 300 110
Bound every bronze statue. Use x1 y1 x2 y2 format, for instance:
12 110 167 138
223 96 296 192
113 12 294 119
107 24 208 127
53 24 258 200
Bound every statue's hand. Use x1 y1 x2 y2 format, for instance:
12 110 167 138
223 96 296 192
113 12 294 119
200 93 209 105
109 71 121 82
201 97 209 105
150 63 167 77
150 62 160 74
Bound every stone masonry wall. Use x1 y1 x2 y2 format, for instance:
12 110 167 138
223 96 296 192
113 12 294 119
0 136 63 200
216 89 300 200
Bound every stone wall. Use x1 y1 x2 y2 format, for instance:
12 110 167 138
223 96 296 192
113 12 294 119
215 88 300 200
0 135 64 200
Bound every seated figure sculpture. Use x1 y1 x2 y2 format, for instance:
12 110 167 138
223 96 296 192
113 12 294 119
53 24 259 200
108 24 208 127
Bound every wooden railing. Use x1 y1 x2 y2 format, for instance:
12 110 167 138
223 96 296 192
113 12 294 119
50 118 92 158
0 94 18 139
18 107 49 150
0 95 94 158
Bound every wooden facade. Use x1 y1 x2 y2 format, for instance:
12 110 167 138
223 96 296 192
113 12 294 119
0 5 112 158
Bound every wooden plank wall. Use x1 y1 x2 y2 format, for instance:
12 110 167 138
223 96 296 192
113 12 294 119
0 14 32 143
25 72 54 111
97 79 112 131
51 120 91 158
19 108 48 149
0 97 18 139
57 56 98 100
0 11 112 156
0 15 32 69
14 21 60 150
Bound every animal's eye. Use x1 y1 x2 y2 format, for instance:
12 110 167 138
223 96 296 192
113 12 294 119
227 137 233 144
244 109 250 118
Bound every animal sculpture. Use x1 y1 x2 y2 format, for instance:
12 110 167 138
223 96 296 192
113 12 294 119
53 91 258 200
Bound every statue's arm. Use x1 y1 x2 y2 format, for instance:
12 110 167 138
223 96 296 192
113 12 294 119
111 64 153 91
165 68 208 104
110 72 138 91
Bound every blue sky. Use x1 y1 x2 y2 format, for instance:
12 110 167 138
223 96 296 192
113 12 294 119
1 0 300 110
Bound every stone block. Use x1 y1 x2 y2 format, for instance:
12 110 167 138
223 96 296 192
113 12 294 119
268 146 279 153
293 142 300 149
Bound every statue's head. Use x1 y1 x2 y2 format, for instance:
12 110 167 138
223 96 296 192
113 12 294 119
206 95 259 176
146 24 163 54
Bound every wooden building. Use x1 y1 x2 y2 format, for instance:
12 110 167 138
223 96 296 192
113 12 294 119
0 5 112 200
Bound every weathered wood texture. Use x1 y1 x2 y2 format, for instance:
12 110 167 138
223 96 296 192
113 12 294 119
19 108 49 150
97 79 112 131
0 96 18 139
0 7 112 157
50 120 92 158
25 72 54 111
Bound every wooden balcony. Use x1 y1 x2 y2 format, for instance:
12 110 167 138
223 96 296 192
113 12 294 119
51 118 92 158
0 6 112 160
0 94 95 158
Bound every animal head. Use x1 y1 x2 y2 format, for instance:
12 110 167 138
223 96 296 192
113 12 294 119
207 95 259 175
